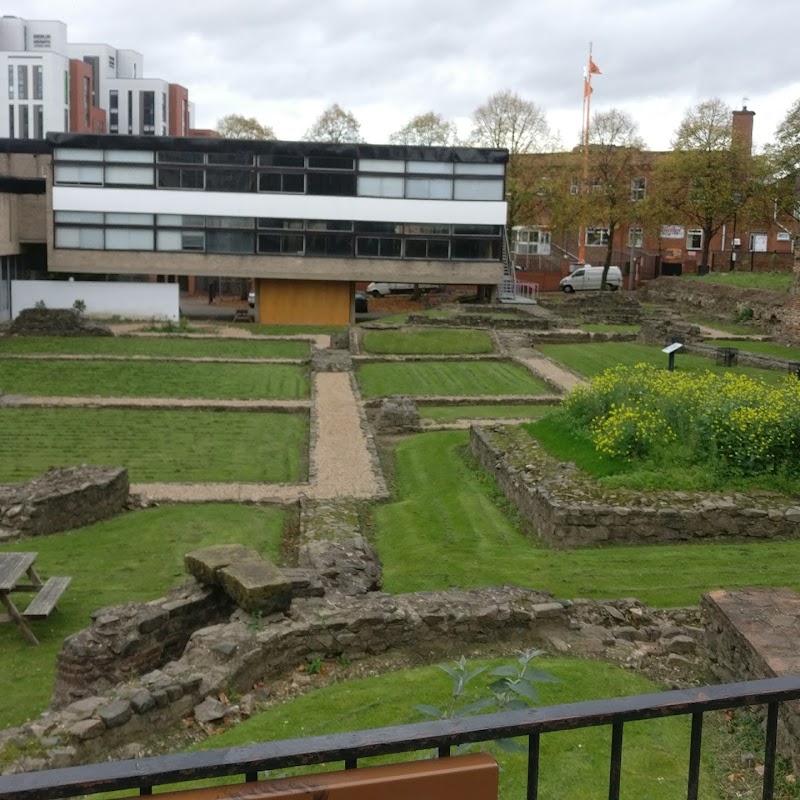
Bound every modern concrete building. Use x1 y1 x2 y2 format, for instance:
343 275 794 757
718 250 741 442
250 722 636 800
0 16 190 140
1 133 509 324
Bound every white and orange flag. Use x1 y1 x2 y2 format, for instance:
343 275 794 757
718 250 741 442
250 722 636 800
589 57 602 75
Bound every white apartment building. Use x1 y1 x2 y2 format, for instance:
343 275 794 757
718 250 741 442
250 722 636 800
0 16 189 139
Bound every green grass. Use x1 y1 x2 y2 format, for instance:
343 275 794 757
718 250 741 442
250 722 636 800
690 317 768 336
681 271 795 292
703 339 800 361
0 504 285 730
357 362 552 398
186 658 715 800
419 404 559 422
0 336 309 359
0 360 309 399
373 431 800 607
0 408 307 483
537 342 787 384
581 323 640 333
361 329 494 355
248 324 347 336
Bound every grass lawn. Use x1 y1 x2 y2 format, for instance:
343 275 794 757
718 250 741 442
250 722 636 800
357 362 552 398
0 336 309 359
537 342 787 384
702 338 800 361
419 404 559 422
372 431 800 606
0 504 286 730
0 408 308 483
690 317 768 336
248 324 347 336
581 323 640 334
187 658 715 800
681 271 795 292
361 329 494 355
0 360 309 399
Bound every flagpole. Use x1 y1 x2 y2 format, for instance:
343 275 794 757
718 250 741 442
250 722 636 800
578 42 593 266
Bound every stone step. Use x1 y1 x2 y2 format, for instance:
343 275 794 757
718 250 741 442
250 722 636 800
219 559 292 614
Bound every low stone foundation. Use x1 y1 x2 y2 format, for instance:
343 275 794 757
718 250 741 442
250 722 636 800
683 342 800 374
470 425 800 549
703 588 800 768
0 467 130 540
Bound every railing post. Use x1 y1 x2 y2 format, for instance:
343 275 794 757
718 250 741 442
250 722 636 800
526 733 540 800
608 722 624 800
762 702 779 800
686 712 703 800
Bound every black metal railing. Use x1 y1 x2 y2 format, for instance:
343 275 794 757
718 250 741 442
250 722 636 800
2 676 800 800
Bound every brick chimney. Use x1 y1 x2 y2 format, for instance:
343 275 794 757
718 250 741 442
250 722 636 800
732 105 755 155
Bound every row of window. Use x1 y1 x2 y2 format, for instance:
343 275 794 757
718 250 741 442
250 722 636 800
8 65 44 101
7 104 44 140
569 177 646 201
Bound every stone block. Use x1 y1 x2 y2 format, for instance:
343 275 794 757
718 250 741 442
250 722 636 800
219 559 292 614
96 700 132 729
68 718 105 740
130 690 155 714
184 544 261 586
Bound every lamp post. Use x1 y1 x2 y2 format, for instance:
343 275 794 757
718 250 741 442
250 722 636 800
729 191 742 271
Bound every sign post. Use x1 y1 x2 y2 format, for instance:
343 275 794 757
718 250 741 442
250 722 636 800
662 342 683 372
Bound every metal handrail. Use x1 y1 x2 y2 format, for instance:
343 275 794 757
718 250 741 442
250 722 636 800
2 676 800 800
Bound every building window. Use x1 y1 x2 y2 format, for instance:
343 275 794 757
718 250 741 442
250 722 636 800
206 230 254 254
258 172 305 193
749 232 768 252
82 57 99 105
356 237 402 257
8 65 14 99
515 227 551 255
141 91 155 134
157 168 204 189
127 91 133 134
406 177 452 200
109 55 116 70
569 177 579 195
628 227 643 248
8 104 14 138
631 177 646 201
453 179 503 201
161 92 166 135
33 105 43 139
590 177 603 193
357 175 404 198
404 238 450 259
33 65 43 100
18 105 29 138
451 238 500 260
181 98 188 135
257 233 305 255
686 229 702 250
83 77 90 128
109 90 118 133
64 70 68 105
585 227 610 246
205 169 255 192
17 65 28 100
306 172 356 196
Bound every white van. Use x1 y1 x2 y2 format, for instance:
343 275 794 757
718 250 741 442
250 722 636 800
560 265 622 293
366 282 442 297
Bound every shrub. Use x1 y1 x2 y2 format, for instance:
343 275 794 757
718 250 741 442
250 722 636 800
72 299 86 316
562 364 800 478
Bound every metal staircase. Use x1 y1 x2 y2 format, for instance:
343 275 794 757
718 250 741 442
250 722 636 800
498 228 538 304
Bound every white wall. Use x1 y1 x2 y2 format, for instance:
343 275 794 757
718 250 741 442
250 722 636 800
11 279 179 320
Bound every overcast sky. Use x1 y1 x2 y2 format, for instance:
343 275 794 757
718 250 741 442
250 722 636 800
10 0 800 151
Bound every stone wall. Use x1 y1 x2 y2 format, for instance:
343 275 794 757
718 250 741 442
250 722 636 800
637 316 704 346
682 342 800 373
703 588 800 768
0 467 130 541
7 308 113 337
539 293 643 325
470 425 800 549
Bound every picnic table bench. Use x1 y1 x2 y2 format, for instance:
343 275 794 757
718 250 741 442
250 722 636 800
0 552 71 645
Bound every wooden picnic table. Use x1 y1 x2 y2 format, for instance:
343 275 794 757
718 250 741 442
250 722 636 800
0 552 71 645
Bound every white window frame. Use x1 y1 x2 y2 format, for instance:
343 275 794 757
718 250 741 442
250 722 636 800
628 227 643 248
686 229 703 251
585 227 610 246
749 232 768 252
569 177 579 196
630 177 646 201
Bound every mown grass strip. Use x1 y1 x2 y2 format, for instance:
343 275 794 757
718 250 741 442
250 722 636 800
537 342 787 384
681 271 794 292
0 504 285 730
0 336 309 359
702 338 800 361
0 407 307 483
419 404 558 422
373 431 800 607
0 360 309 399
362 329 494 355
357 361 551 398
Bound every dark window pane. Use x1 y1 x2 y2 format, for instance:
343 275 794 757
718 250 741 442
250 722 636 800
356 237 380 256
283 173 305 192
429 240 450 259
451 238 500 259
206 230 254 253
259 154 304 167
307 220 352 231
283 235 304 253
355 221 398 234
207 216 254 228
308 156 354 170
258 218 304 229
405 239 427 259
257 234 281 253
404 223 450 235
157 169 180 188
206 169 255 192
452 224 501 236
306 233 352 256
306 172 356 196
157 151 204 164
182 169 204 189
259 173 282 192
208 152 254 165
381 238 402 257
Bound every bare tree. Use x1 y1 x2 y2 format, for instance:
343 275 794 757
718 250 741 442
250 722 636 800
304 103 364 143
216 114 275 140
470 90 554 154
389 111 458 146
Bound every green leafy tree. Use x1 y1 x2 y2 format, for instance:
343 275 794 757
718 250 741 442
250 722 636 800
216 114 275 140
651 98 770 271
304 103 364 143
580 109 646 287
389 111 458 146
